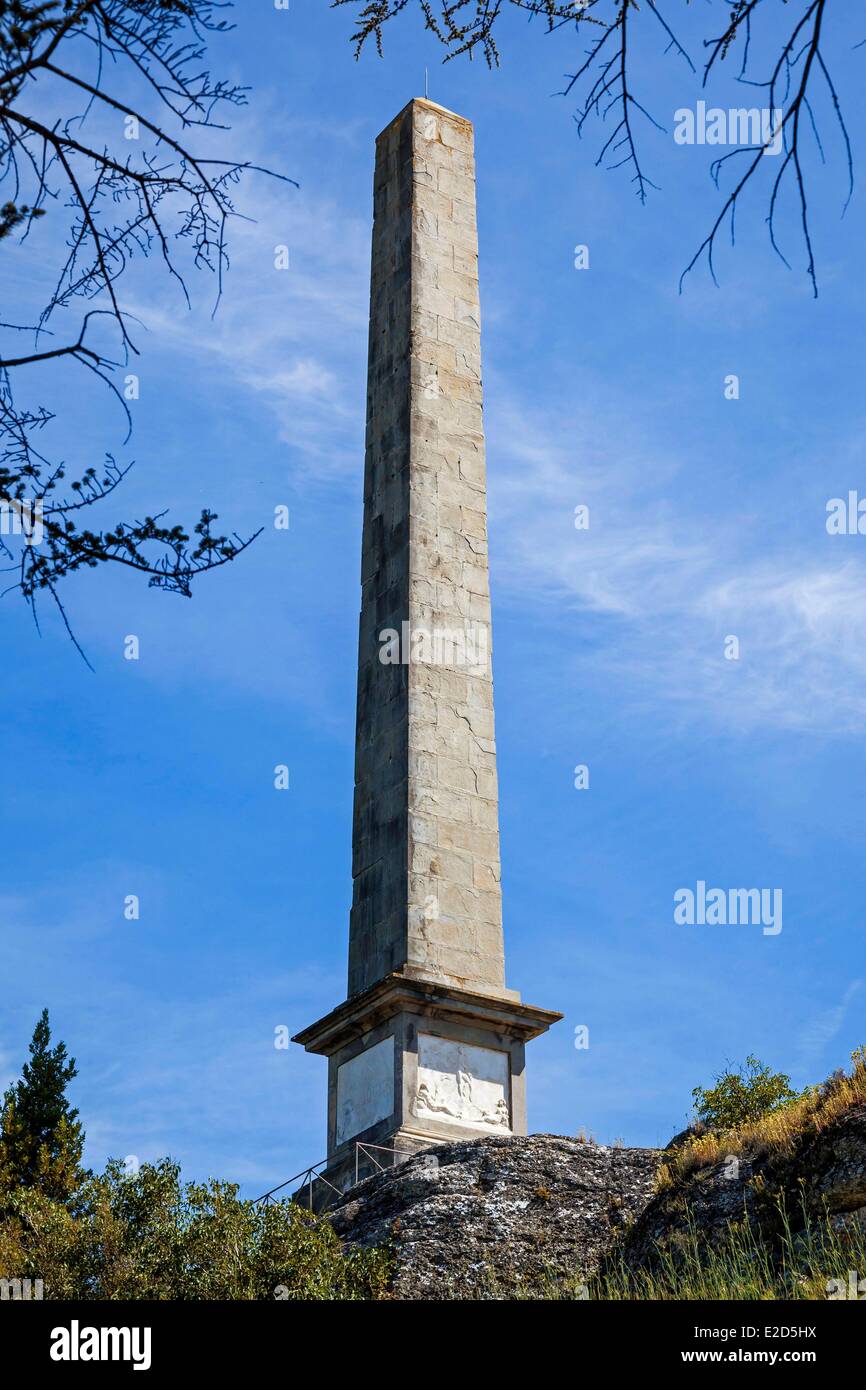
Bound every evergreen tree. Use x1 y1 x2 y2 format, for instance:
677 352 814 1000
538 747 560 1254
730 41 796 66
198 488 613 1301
0 1010 85 1203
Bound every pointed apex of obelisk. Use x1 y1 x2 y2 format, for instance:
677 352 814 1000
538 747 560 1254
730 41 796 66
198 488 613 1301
376 95 473 143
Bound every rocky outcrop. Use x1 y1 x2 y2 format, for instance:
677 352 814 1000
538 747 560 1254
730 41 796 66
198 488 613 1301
615 1101 866 1276
328 1133 661 1299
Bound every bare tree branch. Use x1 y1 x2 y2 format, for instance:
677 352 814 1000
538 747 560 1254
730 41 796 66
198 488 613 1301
0 1 292 659
338 0 859 295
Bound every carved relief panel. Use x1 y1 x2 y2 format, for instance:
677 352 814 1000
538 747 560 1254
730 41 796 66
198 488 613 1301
413 1033 511 1132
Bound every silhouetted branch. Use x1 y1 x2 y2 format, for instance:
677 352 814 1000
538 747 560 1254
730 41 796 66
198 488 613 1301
339 0 859 295
1 2 292 658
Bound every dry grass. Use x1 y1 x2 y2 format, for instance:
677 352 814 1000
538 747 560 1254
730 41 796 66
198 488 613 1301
657 1048 866 1192
587 1200 866 1301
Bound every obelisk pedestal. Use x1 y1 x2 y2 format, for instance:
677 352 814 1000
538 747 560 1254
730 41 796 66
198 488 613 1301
293 98 560 1198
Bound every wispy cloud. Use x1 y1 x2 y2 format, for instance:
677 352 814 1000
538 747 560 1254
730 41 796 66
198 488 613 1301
123 166 370 484
487 390 866 734
797 980 863 1073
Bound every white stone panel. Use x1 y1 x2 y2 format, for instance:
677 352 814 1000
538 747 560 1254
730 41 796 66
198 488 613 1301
336 1036 395 1146
414 1033 510 1132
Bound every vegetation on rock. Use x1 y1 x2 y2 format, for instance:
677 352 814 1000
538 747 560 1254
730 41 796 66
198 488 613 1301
594 1048 866 1300
664 1047 866 1189
690 1055 802 1134
591 1201 866 1301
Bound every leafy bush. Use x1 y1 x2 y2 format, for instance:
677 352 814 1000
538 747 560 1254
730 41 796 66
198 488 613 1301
0 1159 391 1301
691 1055 800 1132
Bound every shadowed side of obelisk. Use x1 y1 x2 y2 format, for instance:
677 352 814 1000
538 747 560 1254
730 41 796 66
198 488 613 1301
348 105 414 996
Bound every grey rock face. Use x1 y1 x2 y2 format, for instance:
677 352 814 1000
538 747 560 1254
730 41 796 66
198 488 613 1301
328 1133 661 1299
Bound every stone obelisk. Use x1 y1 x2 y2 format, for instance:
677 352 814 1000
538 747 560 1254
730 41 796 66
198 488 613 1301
293 98 561 1194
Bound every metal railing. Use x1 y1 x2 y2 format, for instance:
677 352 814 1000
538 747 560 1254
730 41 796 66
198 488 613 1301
255 1158 342 1213
254 1140 411 1213
353 1140 408 1185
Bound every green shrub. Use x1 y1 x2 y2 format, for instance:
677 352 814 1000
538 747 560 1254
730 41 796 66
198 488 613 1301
0 1159 392 1301
691 1055 800 1131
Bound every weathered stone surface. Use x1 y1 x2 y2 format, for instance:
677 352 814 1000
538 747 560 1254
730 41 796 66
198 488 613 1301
328 1133 662 1299
350 97 505 1002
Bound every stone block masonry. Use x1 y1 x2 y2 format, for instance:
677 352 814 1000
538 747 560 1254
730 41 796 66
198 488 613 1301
350 97 505 1002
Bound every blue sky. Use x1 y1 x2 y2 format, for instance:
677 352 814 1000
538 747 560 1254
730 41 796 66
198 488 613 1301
1 2 865 1194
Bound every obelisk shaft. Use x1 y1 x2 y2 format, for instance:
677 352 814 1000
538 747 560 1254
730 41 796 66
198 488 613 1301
349 98 506 1000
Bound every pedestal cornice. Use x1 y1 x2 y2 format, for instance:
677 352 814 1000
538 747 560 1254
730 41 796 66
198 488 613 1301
292 972 563 1057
